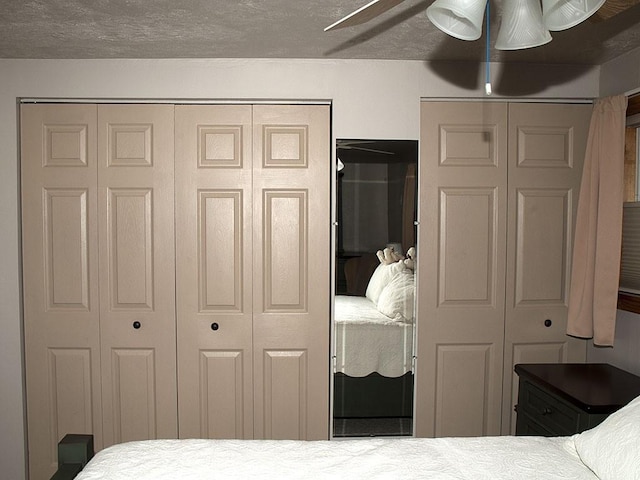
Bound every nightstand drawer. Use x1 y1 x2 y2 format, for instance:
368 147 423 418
515 409 556 436
517 380 581 436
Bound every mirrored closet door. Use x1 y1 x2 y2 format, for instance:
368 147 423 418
333 139 418 438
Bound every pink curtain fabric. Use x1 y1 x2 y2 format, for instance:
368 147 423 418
567 95 628 346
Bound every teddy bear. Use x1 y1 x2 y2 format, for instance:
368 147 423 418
376 246 404 265
403 246 416 270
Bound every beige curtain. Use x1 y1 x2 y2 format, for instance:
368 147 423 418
567 95 628 346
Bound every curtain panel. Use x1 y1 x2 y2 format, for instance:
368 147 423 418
567 95 628 346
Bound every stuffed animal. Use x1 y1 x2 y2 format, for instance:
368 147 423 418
376 246 404 265
403 246 416 270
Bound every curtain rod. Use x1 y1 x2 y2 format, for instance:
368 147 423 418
19 98 332 105
420 97 593 104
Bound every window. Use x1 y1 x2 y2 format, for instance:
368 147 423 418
618 94 640 313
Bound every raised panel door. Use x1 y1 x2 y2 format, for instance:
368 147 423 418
175 105 254 439
21 104 103 479
502 103 590 434
252 105 330 440
416 101 508 437
97 104 178 445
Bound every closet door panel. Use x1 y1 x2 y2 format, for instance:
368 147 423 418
21 104 103 480
110 348 158 441
514 190 569 305
262 349 308 439
416 102 508 437
435 344 496 437
252 105 330 440
502 103 590 434
107 188 154 309
98 104 177 445
44 188 92 309
262 190 308 310
175 105 254 439
199 191 244 311
439 187 498 305
199 350 246 438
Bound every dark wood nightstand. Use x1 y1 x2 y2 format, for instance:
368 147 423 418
515 363 640 436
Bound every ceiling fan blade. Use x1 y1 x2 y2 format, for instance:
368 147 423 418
339 140 378 146
338 145 395 155
324 0 405 32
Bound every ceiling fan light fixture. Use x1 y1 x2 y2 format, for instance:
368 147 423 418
325 0 609 53
495 0 553 50
426 0 488 41
542 0 606 31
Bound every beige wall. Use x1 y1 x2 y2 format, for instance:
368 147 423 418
0 58 601 479
588 310 640 376
599 47 640 97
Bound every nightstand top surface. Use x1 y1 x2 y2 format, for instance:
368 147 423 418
515 363 640 413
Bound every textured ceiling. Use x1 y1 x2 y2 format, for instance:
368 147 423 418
1 0 640 65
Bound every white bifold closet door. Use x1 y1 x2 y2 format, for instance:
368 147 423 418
97 105 178 446
22 104 103 480
416 101 590 438
416 102 509 438
175 104 330 441
251 105 330 440
175 105 255 439
501 103 590 434
21 104 178 479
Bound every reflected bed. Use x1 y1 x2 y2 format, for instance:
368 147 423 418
334 294 414 418
334 255 416 420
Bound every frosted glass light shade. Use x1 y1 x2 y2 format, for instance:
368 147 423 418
495 0 552 50
542 0 606 31
426 0 488 41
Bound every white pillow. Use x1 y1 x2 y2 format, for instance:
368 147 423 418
574 393 640 480
376 271 415 322
365 261 406 305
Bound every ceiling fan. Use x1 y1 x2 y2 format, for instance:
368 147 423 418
324 0 640 49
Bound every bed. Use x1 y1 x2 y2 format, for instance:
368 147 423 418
72 392 640 479
334 256 415 418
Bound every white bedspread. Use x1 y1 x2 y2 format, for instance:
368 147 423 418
334 295 413 377
75 435 598 480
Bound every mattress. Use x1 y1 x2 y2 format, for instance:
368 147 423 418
75 435 599 480
334 295 413 377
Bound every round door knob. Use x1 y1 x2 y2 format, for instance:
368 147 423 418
544 319 552 327
211 322 219 331
133 321 141 329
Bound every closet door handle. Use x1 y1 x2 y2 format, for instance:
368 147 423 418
211 322 219 331
133 321 141 329
544 319 552 327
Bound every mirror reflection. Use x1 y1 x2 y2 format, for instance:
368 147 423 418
333 139 418 437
